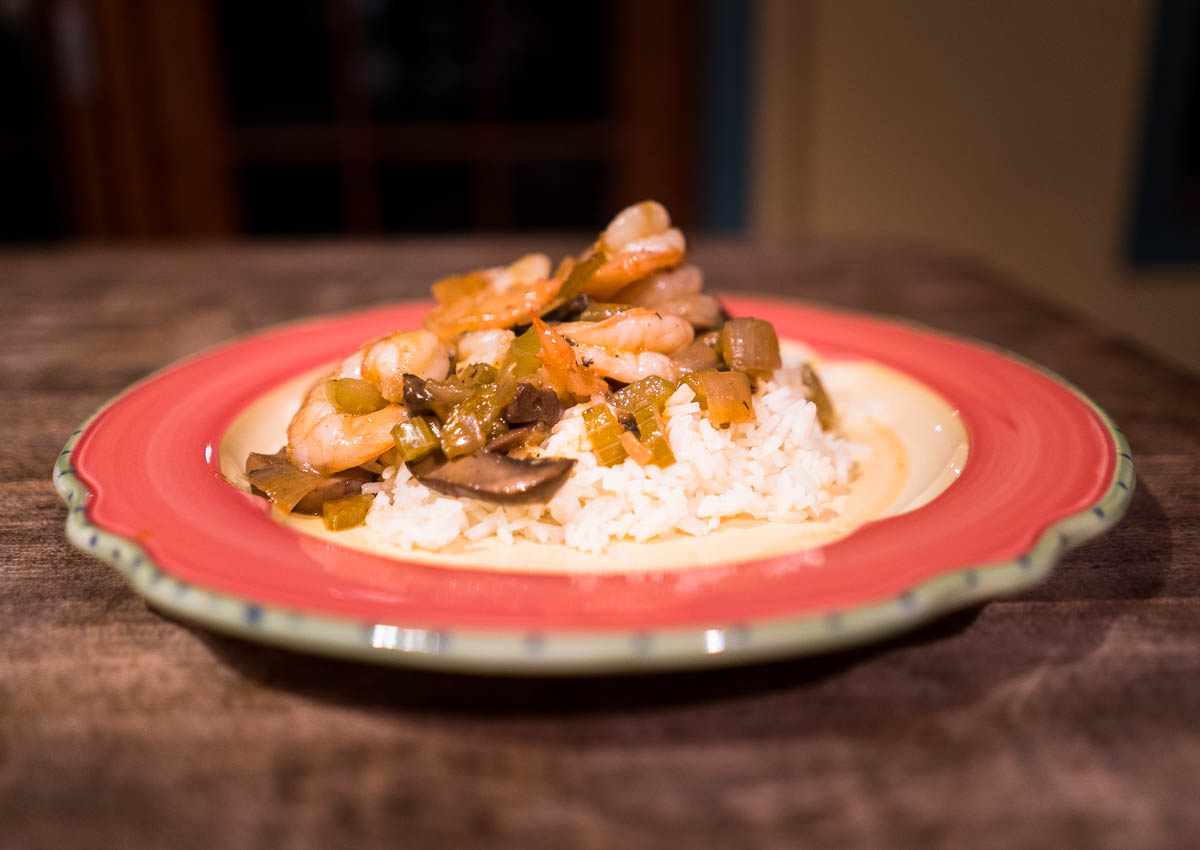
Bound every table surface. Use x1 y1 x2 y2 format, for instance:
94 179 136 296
2 237 1197 849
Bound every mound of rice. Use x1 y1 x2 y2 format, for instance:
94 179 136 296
364 381 861 553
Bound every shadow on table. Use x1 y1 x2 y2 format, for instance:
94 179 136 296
190 604 981 717
185 484 1170 730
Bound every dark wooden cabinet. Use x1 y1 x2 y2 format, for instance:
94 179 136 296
31 0 705 238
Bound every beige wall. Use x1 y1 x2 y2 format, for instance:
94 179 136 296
754 0 1200 375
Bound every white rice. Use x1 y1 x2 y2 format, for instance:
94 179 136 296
365 381 862 554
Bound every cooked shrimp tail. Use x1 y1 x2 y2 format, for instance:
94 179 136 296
580 201 687 299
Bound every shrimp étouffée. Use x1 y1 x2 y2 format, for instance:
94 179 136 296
258 198 797 525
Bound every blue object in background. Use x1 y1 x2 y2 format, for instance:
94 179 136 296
1129 0 1200 265
700 0 752 233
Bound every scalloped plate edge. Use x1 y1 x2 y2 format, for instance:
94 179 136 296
53 325 1134 676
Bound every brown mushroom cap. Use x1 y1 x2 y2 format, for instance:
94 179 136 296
409 451 575 504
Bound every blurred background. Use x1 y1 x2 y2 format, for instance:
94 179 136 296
3 0 1199 372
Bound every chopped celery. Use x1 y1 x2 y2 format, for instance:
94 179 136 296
392 416 439 462
501 327 544 379
583 404 628 466
457 362 498 387
632 404 676 467
464 379 519 438
327 378 387 415
719 317 782 377
439 407 485 458
619 430 653 465
550 250 607 308
612 375 677 414
681 372 709 408
321 492 375 531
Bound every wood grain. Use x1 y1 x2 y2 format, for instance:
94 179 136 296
1 238 1197 849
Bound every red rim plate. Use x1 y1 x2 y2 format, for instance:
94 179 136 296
70 296 1116 632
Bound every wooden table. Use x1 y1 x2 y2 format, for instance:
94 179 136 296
3 238 1197 849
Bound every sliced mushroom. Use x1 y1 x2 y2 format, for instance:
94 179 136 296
484 422 550 455
501 383 560 428
409 451 574 504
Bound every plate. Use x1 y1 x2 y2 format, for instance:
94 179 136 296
54 297 1133 674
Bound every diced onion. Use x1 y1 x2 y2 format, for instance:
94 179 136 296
698 370 754 426
719 317 781 377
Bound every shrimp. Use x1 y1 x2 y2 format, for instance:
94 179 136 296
573 345 680 383
612 264 703 305
582 201 686 299
288 329 450 474
423 253 565 340
552 307 694 353
356 329 450 402
286 383 409 476
455 329 515 376
611 266 721 330
530 315 609 399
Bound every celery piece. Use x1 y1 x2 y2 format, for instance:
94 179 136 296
439 407 485 458
501 327 544 379
464 379 518 438
392 417 439 463
632 404 676 467
583 404 628 466
551 250 608 307
327 378 388 415
612 375 678 414
457 362 498 387
681 372 709 408
322 492 375 531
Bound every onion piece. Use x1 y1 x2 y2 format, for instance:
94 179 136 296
719 317 782 377
696 370 755 427
245 452 325 514
672 338 722 374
